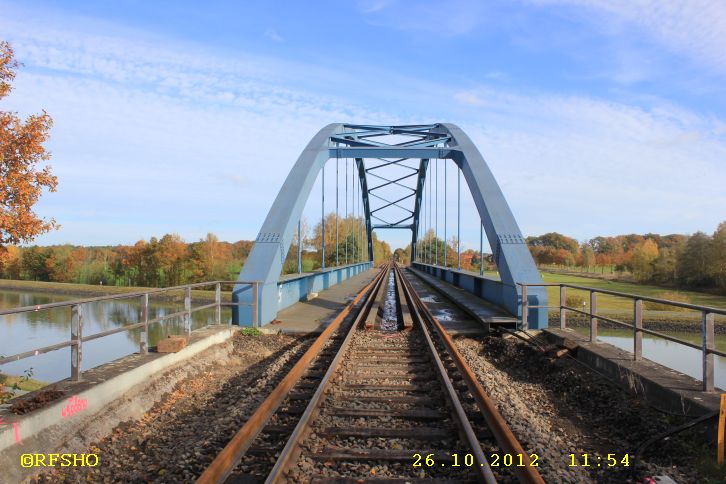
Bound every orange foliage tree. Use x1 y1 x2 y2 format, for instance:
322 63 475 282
0 41 58 257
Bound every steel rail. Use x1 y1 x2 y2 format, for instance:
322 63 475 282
394 264 495 483
398 265 545 484
196 266 388 484
263 262 391 483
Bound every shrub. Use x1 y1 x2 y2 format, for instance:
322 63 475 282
643 292 692 312
564 294 586 309
240 327 262 336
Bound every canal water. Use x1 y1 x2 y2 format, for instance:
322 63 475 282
571 326 726 390
0 289 231 385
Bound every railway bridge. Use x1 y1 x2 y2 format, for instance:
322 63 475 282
233 123 547 330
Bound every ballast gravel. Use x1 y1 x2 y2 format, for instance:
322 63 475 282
455 334 711 483
32 331 310 484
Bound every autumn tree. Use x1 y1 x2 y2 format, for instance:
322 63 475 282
0 41 57 258
190 233 232 281
629 239 659 281
371 232 392 265
393 246 410 265
158 233 188 285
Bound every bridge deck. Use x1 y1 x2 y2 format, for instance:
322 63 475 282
264 268 379 334
406 266 517 333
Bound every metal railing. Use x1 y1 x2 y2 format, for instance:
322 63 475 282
0 280 259 382
519 283 726 392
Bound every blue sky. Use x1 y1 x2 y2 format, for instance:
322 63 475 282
1 0 725 252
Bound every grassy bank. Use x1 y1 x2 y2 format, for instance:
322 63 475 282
0 373 47 392
540 272 726 311
453 268 726 310
0 279 231 304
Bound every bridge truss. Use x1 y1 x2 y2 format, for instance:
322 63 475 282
234 123 547 328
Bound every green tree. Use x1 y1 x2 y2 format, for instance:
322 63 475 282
677 232 712 287
710 222 726 292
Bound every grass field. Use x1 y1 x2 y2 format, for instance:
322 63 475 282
447 267 726 316
540 272 726 312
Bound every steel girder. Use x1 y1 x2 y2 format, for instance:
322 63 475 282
233 123 546 327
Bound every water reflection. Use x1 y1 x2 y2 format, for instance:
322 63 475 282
0 289 231 384
572 327 726 390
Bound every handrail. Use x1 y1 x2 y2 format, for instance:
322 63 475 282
0 280 251 316
518 282 724 392
0 280 261 382
518 282 726 315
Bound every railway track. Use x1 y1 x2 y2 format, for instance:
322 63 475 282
198 263 543 483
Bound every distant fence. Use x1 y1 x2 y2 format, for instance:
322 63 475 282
0 280 258 382
519 282 726 392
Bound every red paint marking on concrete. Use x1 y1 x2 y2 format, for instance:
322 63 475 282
61 395 88 418
13 422 21 443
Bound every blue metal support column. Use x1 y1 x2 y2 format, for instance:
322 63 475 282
297 220 302 274
410 158 429 262
322 161 326 270
335 158 339 266
457 168 461 271
444 160 448 268
345 158 348 265
435 158 439 266
480 222 484 277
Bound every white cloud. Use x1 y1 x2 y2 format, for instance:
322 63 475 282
530 0 726 75
265 29 284 43
452 86 726 239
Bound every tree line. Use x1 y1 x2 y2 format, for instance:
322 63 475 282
0 234 253 286
527 221 726 294
0 214 393 287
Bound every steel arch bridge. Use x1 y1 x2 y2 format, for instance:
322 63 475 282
233 123 547 328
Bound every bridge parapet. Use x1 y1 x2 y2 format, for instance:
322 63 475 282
412 262 548 328
234 261 373 326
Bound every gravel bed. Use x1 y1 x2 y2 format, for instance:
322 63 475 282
32 331 310 483
456 335 715 483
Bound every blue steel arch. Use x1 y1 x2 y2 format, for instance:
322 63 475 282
233 124 374 325
233 123 547 328
417 124 547 327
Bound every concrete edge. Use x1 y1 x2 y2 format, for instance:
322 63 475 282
0 325 238 454
542 329 720 416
